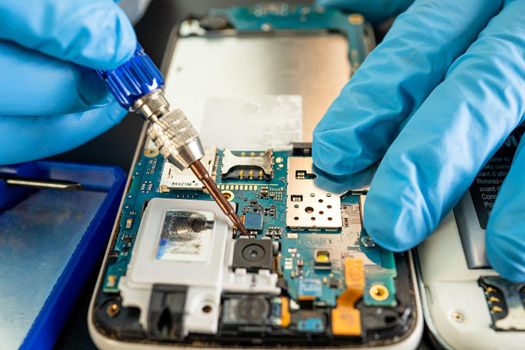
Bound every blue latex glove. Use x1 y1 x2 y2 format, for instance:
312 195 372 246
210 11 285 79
313 0 525 281
0 0 136 165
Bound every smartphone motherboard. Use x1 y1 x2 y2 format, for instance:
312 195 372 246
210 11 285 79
92 142 418 347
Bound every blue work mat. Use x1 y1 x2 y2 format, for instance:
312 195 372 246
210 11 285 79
0 162 125 350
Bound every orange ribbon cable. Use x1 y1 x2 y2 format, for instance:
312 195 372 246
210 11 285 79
331 257 365 336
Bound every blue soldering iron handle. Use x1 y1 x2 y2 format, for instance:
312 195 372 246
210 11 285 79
96 44 164 110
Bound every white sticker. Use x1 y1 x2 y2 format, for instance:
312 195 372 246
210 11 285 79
156 210 215 262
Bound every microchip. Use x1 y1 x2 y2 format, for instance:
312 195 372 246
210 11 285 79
328 277 339 289
244 212 264 231
298 279 322 301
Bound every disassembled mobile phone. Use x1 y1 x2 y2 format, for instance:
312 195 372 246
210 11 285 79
89 4 422 349
417 125 525 349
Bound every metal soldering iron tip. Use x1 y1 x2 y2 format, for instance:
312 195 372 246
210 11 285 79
189 160 249 236
227 213 250 236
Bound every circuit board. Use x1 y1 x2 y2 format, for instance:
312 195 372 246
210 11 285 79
93 143 416 346
103 146 397 302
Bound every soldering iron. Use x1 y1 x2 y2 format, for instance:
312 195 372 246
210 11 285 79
97 44 248 236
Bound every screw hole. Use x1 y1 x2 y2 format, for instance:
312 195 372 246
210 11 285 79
106 303 120 318
305 206 314 214
202 305 212 314
384 315 397 324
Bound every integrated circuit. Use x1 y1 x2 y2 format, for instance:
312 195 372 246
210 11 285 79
244 212 264 231
298 279 322 301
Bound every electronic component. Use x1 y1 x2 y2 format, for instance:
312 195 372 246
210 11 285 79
297 312 325 333
292 143 312 157
260 186 269 198
298 279 322 301
314 250 332 270
224 235 280 294
232 239 273 272
266 227 282 238
479 276 525 331
106 275 117 289
331 257 365 336
286 157 342 230
222 296 271 325
221 149 274 180
159 147 217 191
271 297 291 327
125 217 134 229
328 277 339 289
244 212 264 231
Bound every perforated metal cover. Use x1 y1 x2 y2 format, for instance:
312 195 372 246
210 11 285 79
286 157 342 230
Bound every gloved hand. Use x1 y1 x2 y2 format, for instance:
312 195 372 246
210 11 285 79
313 0 525 281
0 0 136 165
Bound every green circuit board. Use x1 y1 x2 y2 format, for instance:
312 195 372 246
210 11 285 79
102 146 397 308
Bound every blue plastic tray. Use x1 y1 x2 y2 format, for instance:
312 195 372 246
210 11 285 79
0 161 126 350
